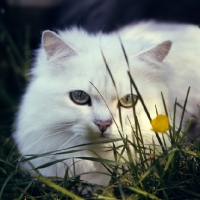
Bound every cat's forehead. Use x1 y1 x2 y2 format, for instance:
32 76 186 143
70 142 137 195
65 46 131 98
65 54 130 100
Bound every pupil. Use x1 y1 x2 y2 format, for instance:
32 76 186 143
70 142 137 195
78 91 83 98
126 95 130 102
76 91 85 100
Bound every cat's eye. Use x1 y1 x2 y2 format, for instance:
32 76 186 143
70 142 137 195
119 94 138 108
70 90 91 105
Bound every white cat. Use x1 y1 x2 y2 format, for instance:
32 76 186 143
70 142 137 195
13 21 200 186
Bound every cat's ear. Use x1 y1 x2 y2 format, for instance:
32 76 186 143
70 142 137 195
42 30 76 60
139 40 172 62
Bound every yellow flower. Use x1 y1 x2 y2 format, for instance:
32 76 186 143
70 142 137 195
151 114 169 133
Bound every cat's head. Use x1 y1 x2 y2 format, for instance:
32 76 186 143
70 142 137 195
16 28 172 152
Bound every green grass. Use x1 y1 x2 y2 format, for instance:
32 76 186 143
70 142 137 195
0 16 200 200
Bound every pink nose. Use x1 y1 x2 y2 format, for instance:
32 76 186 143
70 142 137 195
94 120 112 133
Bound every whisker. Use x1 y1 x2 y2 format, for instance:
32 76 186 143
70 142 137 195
51 122 75 131
19 128 72 157
47 134 82 162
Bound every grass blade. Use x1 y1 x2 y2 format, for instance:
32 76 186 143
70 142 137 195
37 176 84 200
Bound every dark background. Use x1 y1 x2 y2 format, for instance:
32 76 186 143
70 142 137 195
1 0 200 141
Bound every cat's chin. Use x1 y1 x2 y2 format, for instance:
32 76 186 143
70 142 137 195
86 131 114 141
100 132 117 139
101 133 111 139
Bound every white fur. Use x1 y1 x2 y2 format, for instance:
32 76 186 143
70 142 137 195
13 21 200 185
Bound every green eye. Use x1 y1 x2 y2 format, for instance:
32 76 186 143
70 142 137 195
70 90 91 105
119 94 138 108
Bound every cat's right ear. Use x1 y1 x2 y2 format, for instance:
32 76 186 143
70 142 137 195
138 40 172 63
42 30 76 60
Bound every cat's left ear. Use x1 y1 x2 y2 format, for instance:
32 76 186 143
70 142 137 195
139 40 172 62
42 30 76 60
